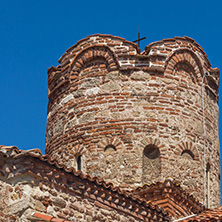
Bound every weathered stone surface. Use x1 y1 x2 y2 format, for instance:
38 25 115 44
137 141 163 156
81 78 102 89
73 90 83 98
65 117 77 130
131 71 151 81
8 196 30 214
105 71 121 81
101 82 121 92
52 197 66 208
46 128 52 142
35 200 45 211
60 95 74 105
53 120 63 135
85 87 100 96
78 113 94 124
195 120 204 135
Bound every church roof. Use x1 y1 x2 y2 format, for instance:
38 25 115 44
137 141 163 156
3 145 220 221
21 205 222 222
0 145 170 221
132 178 206 219
180 206 222 221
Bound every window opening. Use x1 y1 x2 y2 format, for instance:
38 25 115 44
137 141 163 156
206 163 210 207
104 144 116 153
77 155 82 171
143 144 160 159
142 144 161 184
181 150 194 160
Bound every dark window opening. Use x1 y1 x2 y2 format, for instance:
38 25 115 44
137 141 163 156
181 150 194 160
206 163 210 207
143 144 160 159
104 144 116 153
142 144 161 184
77 155 82 171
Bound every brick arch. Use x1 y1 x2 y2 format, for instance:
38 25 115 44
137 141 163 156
175 141 200 161
69 45 120 76
165 49 204 84
138 138 166 156
98 137 124 151
71 144 88 157
54 144 88 160
64 143 88 173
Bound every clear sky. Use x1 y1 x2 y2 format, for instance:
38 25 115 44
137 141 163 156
1 1 221 156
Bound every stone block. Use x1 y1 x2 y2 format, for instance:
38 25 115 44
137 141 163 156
52 197 66 208
8 196 30 215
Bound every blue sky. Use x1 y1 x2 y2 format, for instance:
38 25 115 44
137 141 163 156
1 0 222 157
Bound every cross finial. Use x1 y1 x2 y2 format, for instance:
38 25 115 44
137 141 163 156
133 27 146 48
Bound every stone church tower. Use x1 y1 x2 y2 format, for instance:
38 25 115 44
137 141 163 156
45 34 220 208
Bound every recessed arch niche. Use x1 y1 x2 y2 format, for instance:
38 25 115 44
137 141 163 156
104 144 116 153
142 144 161 184
181 150 195 160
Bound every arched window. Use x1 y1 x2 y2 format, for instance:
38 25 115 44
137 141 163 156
76 155 82 171
181 150 194 160
104 144 116 153
143 144 161 184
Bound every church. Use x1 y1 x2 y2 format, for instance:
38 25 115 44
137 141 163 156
0 34 221 221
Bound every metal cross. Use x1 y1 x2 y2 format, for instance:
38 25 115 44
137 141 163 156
133 28 146 48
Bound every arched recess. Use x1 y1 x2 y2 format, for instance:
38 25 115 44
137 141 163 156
96 137 124 183
181 150 195 160
98 137 123 151
175 141 200 161
69 45 120 78
104 144 117 153
138 138 165 184
165 48 204 85
138 137 166 156
142 144 161 184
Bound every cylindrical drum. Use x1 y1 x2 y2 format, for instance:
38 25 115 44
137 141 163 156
46 34 220 207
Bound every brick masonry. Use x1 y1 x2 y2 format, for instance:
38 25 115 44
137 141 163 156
45 34 220 208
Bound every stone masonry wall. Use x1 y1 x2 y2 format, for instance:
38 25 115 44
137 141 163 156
0 149 168 221
3 176 141 222
45 34 220 208
0 180 8 221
